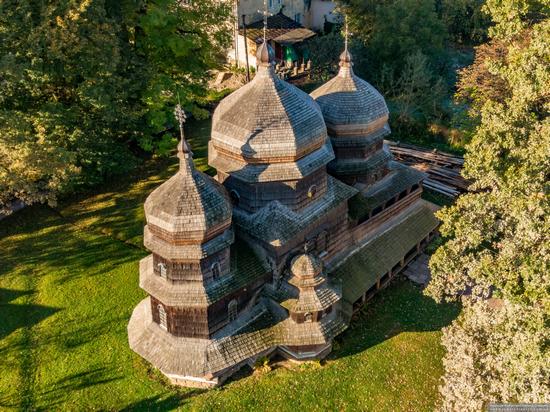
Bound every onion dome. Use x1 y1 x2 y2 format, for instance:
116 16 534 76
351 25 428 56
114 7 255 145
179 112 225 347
290 253 323 279
209 41 333 183
310 48 389 134
144 138 232 243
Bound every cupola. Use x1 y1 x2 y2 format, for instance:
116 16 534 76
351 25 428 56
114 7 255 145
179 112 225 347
209 41 333 184
144 135 232 244
310 48 389 136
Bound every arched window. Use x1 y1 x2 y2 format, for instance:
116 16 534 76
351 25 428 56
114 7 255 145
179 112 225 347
228 299 238 322
230 190 240 206
304 312 313 322
157 262 167 278
158 304 167 330
307 185 318 199
211 262 221 281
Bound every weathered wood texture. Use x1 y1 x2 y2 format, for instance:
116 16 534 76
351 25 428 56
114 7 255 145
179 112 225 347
386 140 468 198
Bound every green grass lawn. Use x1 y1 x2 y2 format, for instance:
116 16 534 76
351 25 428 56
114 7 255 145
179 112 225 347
0 119 459 411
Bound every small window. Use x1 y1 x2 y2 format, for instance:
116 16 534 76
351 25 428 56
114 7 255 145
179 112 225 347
211 262 221 280
228 299 238 322
230 190 240 206
157 262 167 278
307 184 317 198
304 312 312 322
269 0 273 8
158 304 167 330
316 230 328 252
294 13 302 24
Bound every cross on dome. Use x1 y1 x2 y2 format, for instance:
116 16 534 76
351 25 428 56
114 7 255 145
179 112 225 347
174 104 194 172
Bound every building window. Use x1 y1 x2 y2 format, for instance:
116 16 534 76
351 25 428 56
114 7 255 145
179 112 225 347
230 190 240 206
269 0 273 8
304 312 312 322
228 299 238 321
157 262 167 278
211 262 221 281
316 230 328 252
307 184 317 198
294 13 302 24
158 304 167 330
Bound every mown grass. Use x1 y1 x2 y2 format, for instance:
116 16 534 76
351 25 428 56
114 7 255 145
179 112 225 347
0 118 459 411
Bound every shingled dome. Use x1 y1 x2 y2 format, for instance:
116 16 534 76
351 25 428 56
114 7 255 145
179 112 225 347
144 139 232 242
290 253 323 278
310 49 389 133
209 42 333 182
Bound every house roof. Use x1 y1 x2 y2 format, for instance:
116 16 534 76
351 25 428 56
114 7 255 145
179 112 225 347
240 12 316 44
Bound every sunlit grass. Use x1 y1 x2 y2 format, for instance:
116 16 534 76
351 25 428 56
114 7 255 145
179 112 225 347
0 119 458 411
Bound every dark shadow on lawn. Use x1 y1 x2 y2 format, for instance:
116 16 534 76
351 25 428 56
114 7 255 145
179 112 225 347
0 288 60 340
330 278 460 360
35 367 123 411
0 206 143 286
119 390 203 412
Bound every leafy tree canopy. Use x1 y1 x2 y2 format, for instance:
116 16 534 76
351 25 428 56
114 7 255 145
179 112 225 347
0 0 230 213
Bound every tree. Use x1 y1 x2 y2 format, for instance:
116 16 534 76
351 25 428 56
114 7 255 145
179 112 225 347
342 0 450 141
136 0 231 153
439 300 549 411
0 0 231 212
425 1 549 409
0 0 141 210
438 0 489 45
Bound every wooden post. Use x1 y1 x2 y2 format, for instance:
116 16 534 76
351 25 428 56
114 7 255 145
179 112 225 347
234 0 240 67
242 14 251 83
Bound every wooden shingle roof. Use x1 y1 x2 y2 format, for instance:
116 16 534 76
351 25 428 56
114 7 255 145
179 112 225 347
209 54 331 183
145 142 232 241
332 201 439 304
311 50 389 132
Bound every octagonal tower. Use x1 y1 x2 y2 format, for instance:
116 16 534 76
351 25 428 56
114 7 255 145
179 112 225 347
209 42 335 213
311 47 392 187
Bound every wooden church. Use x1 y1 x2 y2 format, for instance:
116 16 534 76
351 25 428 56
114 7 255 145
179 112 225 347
128 40 439 388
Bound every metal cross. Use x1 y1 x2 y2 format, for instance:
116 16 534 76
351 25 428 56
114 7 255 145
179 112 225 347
174 104 187 143
257 0 272 43
344 15 349 52
174 103 189 153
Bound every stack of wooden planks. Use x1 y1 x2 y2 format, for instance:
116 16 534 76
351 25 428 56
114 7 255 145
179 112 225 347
386 140 469 198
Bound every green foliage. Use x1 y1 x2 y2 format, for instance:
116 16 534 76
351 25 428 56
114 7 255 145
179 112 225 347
137 0 231 153
365 0 447 75
425 1 549 408
253 356 272 373
0 0 142 209
0 0 230 212
439 300 549 411
427 18 550 306
438 0 490 44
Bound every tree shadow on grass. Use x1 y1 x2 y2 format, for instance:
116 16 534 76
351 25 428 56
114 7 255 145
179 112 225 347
0 288 60 341
35 367 124 411
0 206 144 286
331 279 460 360
119 390 204 412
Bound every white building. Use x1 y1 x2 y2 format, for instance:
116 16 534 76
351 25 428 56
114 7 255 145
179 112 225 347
228 0 339 68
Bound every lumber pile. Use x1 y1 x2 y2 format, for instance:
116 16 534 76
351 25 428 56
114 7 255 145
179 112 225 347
386 140 469 198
